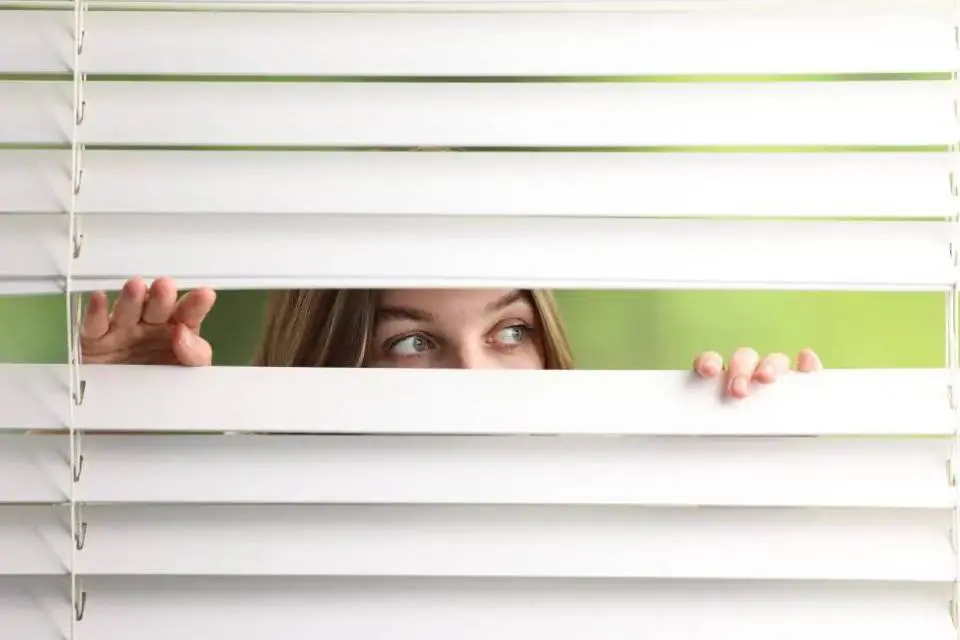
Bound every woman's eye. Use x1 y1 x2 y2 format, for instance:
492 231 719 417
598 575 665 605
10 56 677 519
389 334 432 356
496 324 529 346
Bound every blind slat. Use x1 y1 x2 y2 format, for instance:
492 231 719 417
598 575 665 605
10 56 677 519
0 216 951 294
1 149 949 218
1 434 945 508
7 504 948 583
0 504 943 581
0 436 65 503
49 578 954 640
4 0 954 11
1 10 952 76
0 365 950 435
0 507 70 576
0 81 949 147
1 504 950 582
0 577 68 640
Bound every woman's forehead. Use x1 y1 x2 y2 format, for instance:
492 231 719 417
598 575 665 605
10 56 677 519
378 289 530 315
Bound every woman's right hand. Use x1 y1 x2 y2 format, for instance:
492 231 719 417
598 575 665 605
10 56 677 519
80 277 217 366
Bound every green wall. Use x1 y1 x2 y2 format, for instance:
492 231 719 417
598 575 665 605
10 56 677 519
0 290 942 369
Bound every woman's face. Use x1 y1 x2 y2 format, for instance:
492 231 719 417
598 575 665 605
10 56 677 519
366 289 546 369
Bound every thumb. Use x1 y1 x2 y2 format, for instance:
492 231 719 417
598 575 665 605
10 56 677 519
172 323 213 367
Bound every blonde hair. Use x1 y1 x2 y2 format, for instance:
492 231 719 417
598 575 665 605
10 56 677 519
252 289 575 369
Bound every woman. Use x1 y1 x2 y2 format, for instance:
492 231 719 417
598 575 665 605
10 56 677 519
80 277 822 397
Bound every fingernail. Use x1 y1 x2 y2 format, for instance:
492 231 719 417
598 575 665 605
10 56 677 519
758 363 773 378
180 329 195 346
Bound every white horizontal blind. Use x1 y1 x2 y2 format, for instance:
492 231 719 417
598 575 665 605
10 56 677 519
1 1 959 639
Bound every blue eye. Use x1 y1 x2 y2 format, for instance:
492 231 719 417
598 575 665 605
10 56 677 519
497 325 528 346
389 334 432 356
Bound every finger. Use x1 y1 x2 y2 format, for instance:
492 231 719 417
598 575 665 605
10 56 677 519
726 347 759 398
141 277 179 325
80 291 110 341
796 348 823 373
171 288 217 331
753 352 791 384
172 323 214 367
110 277 148 329
693 350 723 378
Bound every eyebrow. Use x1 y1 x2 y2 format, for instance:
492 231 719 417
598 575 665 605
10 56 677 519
485 289 527 314
375 289 528 325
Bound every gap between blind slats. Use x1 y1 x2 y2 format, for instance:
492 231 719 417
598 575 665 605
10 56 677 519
0 365 951 435
0 434 951 508
0 81 951 147
0 504 951 580
0 149 951 218
0 10 953 76
0 577 950 640
0 216 952 294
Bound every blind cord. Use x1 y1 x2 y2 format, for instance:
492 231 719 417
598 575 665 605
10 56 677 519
949 3 960 635
67 0 88 635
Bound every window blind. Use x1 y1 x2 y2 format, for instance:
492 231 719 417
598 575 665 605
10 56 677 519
0 1 957 639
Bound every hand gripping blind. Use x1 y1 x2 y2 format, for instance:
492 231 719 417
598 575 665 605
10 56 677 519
1 1 959 639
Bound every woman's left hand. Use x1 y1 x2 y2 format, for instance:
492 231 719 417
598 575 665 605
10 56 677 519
693 348 823 399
